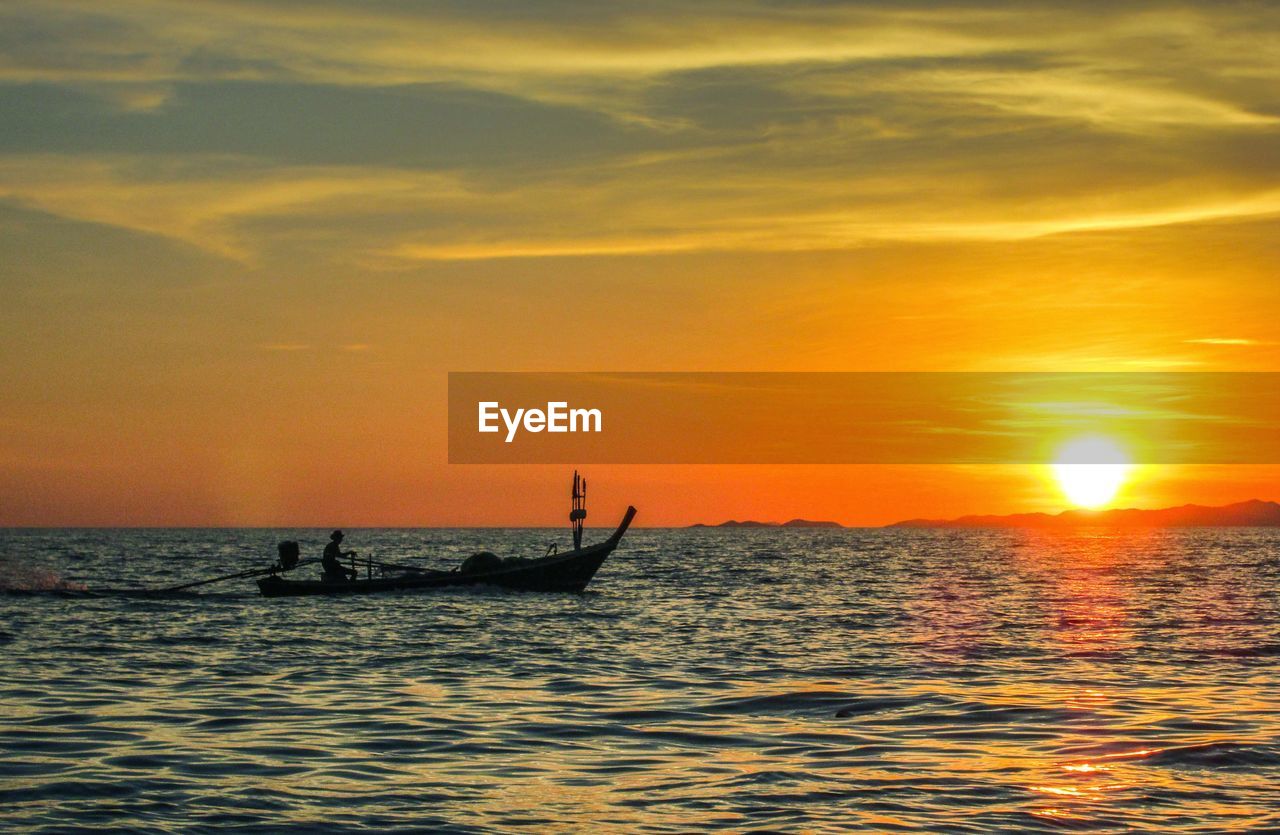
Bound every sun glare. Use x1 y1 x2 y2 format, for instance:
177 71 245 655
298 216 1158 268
1051 435 1133 509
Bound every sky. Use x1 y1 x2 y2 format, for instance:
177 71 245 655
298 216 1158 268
2 0 1279 526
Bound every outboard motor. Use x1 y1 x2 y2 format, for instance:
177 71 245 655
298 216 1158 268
276 540 300 571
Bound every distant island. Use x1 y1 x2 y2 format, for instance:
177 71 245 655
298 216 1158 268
689 519 844 529
889 499 1280 528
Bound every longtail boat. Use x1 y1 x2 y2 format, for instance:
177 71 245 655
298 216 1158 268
256 473 634 597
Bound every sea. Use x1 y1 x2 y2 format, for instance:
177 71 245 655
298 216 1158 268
2 526 1279 833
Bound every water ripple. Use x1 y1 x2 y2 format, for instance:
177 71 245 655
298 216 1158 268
2 527 1280 832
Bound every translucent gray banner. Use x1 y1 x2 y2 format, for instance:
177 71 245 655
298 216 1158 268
448 372 1280 464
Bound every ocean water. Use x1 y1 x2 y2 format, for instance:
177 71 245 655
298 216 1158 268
2 526 1279 833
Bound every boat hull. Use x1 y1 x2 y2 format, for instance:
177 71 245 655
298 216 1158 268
256 507 636 598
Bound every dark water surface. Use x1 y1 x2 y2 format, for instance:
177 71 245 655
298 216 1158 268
3 527 1279 833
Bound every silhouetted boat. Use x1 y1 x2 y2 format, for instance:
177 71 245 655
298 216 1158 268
256 506 636 597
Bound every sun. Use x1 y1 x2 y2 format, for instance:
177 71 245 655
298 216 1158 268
1051 435 1133 509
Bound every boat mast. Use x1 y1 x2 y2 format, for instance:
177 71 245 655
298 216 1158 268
571 470 586 550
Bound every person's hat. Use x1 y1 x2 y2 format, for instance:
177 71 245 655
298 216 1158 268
331 530 343 540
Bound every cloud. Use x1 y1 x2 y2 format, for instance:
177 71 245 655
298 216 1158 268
4 1 1277 124
0 1 1276 262
851 66 1277 131
0 155 470 260
3 148 1278 265
0 2 1015 86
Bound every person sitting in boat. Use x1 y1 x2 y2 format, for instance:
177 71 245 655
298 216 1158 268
322 530 358 582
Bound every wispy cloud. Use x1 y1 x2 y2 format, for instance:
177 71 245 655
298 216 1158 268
4 150 1277 265
0 1 1276 262
0 155 468 261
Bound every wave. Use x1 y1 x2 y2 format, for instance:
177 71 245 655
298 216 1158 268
1201 643 1280 658
1144 740 1280 770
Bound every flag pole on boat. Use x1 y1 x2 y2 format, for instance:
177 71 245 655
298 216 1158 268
571 470 586 550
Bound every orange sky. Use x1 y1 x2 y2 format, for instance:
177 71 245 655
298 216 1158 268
2 2 1279 526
